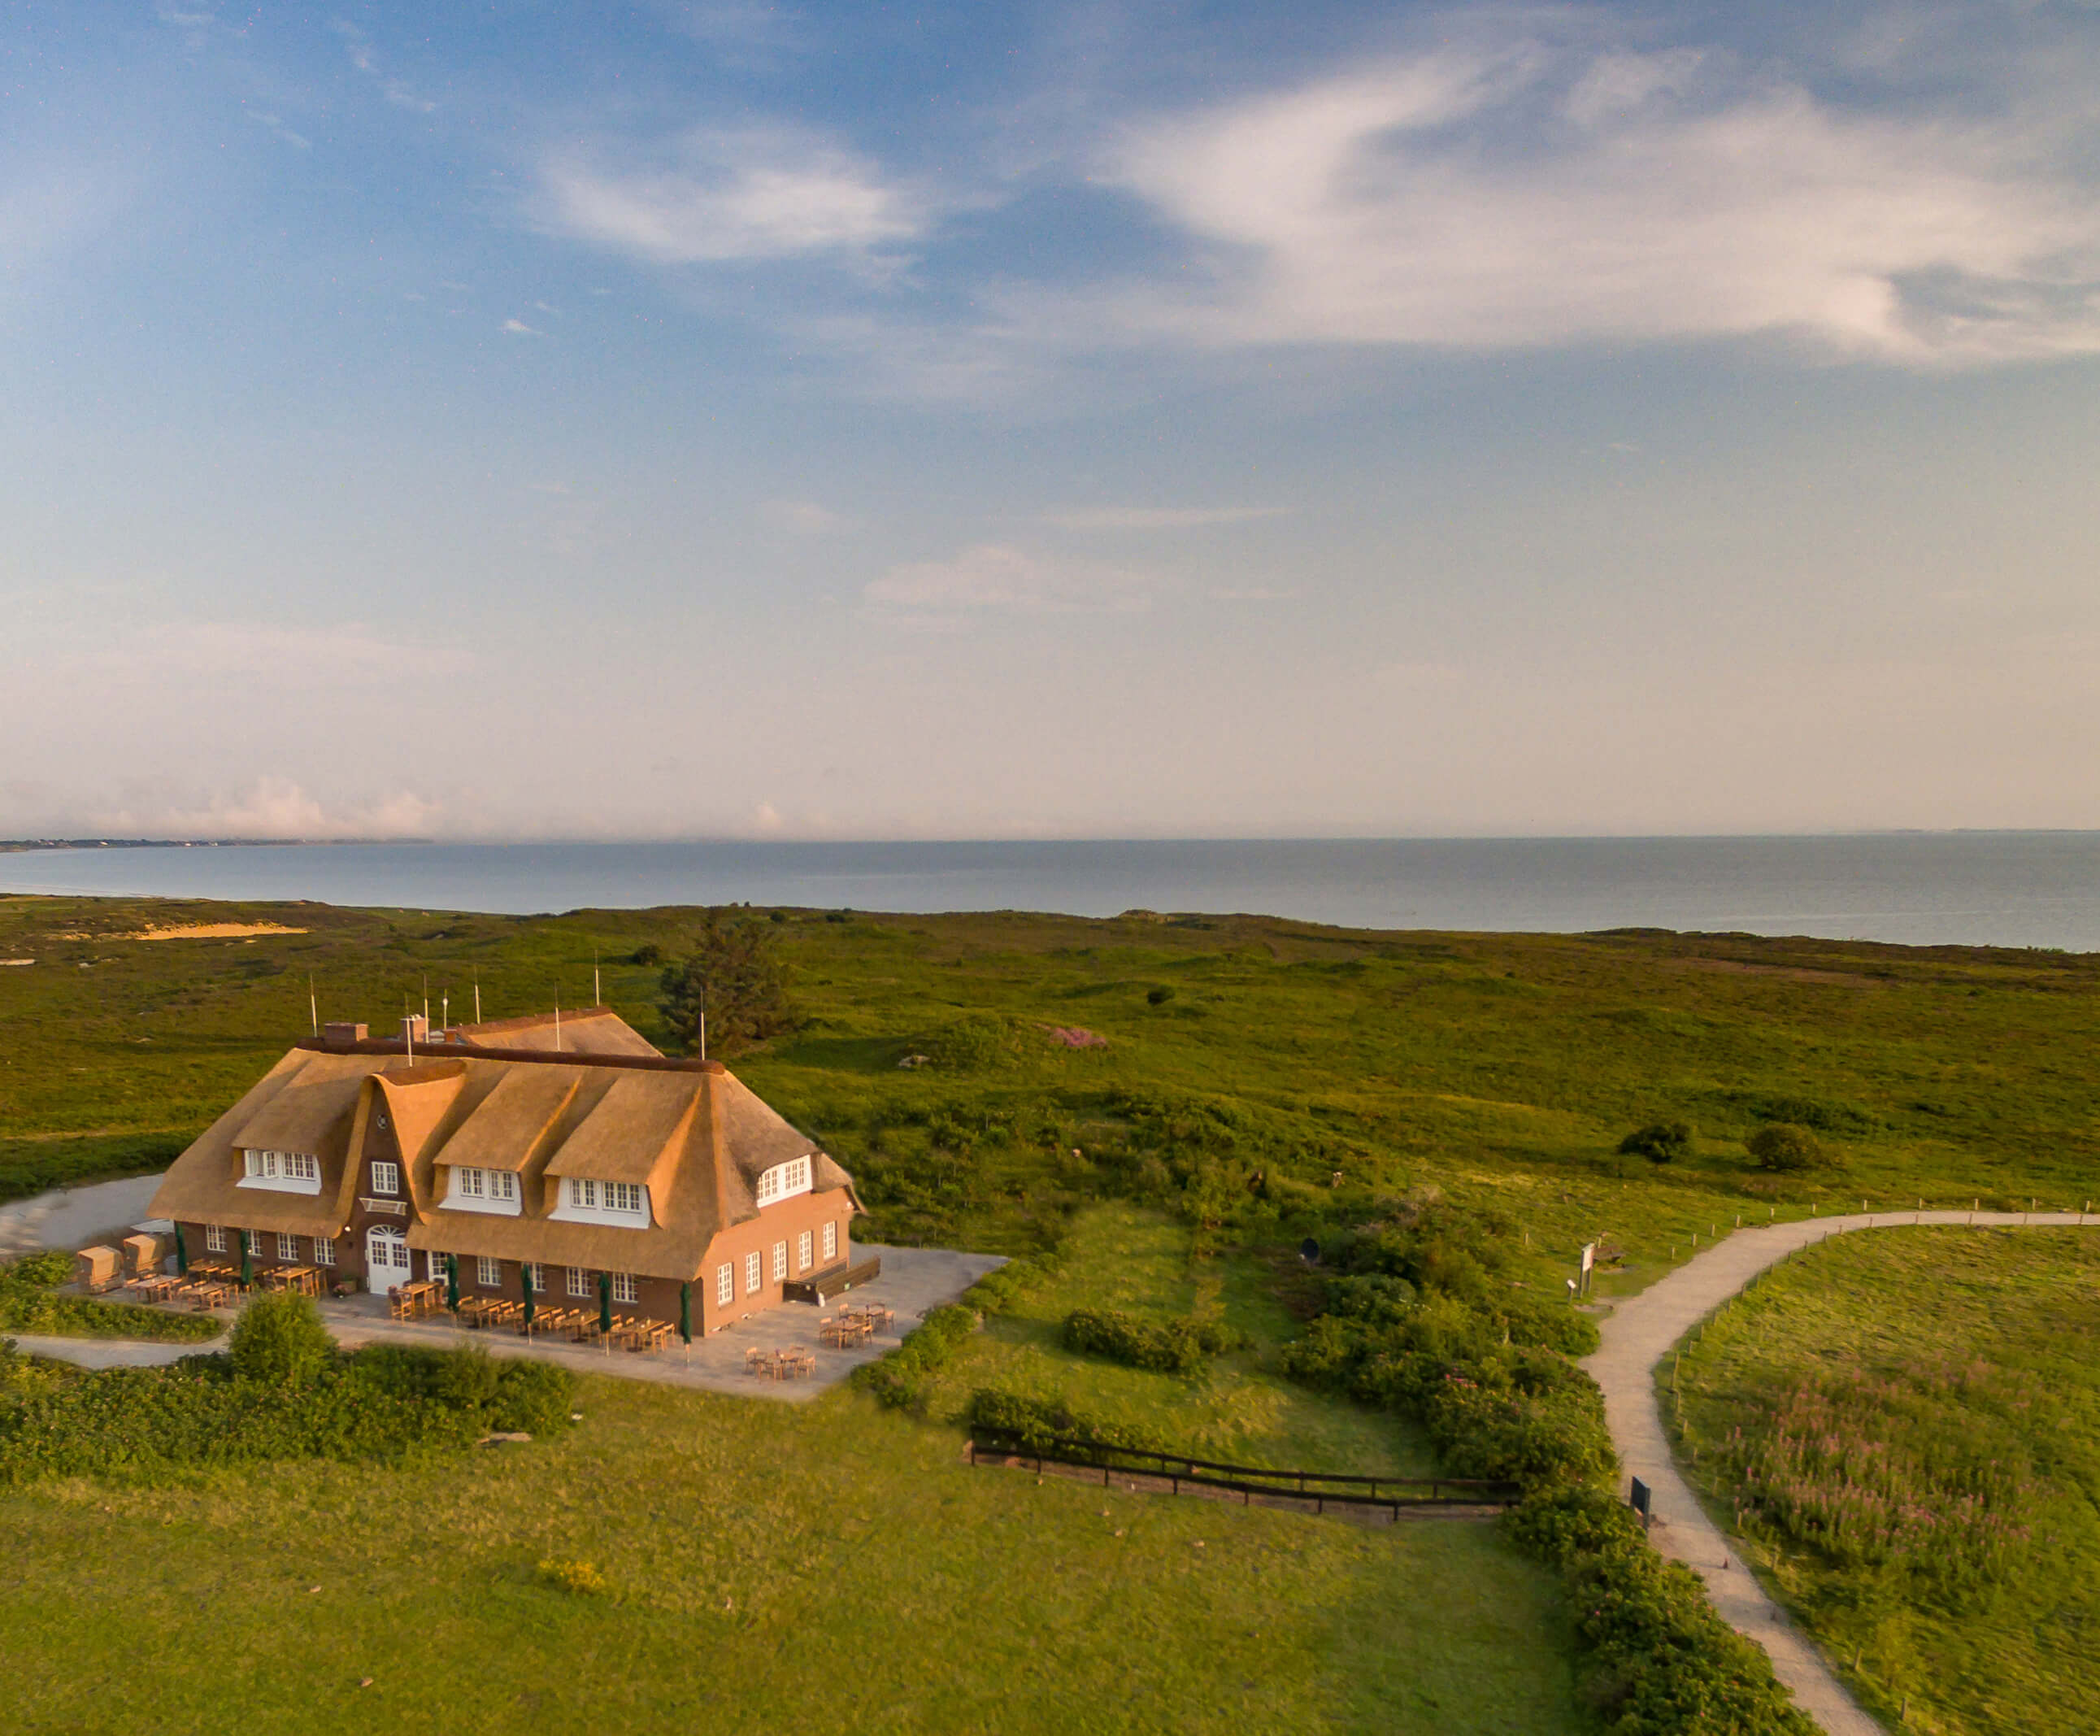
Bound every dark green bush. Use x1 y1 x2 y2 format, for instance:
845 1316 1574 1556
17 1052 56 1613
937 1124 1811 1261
0 1253 220 1343
489 1358 576 1434
965 1388 1167 1455
228 1292 334 1388
0 1338 574 1487
1619 1120 1695 1164
1060 1307 1243 1375
851 1301 978 1411
1748 1123 1828 1172
1146 986 1176 1006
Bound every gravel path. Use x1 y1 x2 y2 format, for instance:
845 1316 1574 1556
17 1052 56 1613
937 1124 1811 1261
0 1173 170 1260
1583 1208 2096 1736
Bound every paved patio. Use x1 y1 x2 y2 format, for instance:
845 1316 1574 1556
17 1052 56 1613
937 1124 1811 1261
39 1242 1004 1403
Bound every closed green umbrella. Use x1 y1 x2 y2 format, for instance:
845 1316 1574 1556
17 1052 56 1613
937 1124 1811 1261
597 1271 613 1335
520 1264 536 1334
445 1253 460 1314
172 1223 189 1276
238 1233 253 1287
679 1281 692 1345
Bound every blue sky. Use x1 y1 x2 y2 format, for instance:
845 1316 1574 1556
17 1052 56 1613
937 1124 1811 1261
4 2 2098 839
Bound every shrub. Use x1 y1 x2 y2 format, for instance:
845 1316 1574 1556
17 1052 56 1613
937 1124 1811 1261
851 1301 978 1411
228 1292 333 1388
1748 1123 1828 1172
628 942 663 967
490 1359 576 1435
965 1388 1167 1455
0 1254 220 1343
537 1558 607 1597
1146 986 1176 1006
1619 1120 1695 1164
1060 1307 1243 1376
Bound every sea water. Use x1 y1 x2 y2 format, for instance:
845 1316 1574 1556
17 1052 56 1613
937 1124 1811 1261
4 834 2099 951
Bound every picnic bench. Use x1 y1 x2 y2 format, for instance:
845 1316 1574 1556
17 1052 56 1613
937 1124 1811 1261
782 1255 881 1305
745 1346 817 1380
818 1315 876 1350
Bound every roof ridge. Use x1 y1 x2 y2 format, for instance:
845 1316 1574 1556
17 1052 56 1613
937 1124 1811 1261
295 1036 722 1074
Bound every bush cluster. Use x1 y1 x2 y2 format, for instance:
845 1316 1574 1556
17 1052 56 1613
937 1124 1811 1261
1619 1120 1694 1164
0 1252 219 1344
1747 1123 1830 1173
1282 1203 1810 1733
1060 1307 1243 1376
1510 1487 1817 1734
964 1387 1167 1456
850 1302 978 1411
0 1301 574 1486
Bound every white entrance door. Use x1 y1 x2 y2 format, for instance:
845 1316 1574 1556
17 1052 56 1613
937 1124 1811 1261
366 1225 413 1287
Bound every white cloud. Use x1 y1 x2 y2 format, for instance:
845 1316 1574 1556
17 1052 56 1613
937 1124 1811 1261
1095 39 2100 364
865 543 1153 615
121 777 440 840
1041 505 1289 531
246 110 312 151
540 126 928 267
331 20 437 114
502 318 541 335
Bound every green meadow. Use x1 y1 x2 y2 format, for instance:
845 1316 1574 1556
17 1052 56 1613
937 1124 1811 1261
4 892 2100 1730
1667 1227 2100 1736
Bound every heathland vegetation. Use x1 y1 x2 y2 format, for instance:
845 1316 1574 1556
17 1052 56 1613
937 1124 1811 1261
2 894 2098 1729
1669 1226 2100 1736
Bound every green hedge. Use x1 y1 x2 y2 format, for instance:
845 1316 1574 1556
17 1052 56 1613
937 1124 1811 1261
0 1252 220 1343
850 1302 979 1411
1510 1487 1817 1734
0 1333 574 1486
964 1388 1167 1456
1060 1307 1243 1376
1282 1205 1811 1734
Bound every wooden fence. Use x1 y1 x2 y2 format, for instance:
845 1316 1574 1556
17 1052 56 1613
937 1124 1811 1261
967 1428 1520 1516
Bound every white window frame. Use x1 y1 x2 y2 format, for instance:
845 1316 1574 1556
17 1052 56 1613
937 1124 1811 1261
238 1147 322 1196
744 1251 762 1295
205 1224 227 1254
314 1236 337 1268
771 1241 787 1281
444 1163 522 1217
521 1260 543 1294
567 1266 592 1299
822 1220 837 1263
276 1232 299 1261
243 1229 263 1256
798 1229 813 1273
548 1174 650 1228
611 1272 638 1306
428 1251 450 1284
370 1160 400 1197
476 1255 502 1289
715 1262 733 1306
754 1155 814 1207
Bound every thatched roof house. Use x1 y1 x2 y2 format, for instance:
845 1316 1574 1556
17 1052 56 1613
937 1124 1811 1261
147 1009 863 1329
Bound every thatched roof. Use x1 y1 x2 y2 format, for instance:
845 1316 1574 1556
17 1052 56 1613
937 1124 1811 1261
447 1006 662 1057
146 1029 859 1282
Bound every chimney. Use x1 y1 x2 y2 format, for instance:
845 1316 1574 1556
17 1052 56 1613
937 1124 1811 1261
321 1021 369 1045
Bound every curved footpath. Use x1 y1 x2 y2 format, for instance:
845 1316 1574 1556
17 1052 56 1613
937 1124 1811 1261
1583 1209 2094 1736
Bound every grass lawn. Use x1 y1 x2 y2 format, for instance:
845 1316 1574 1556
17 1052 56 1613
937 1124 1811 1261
0 1376 1584 1735
1667 1227 2100 1736
924 1202 1438 1476
7 894 2100 1728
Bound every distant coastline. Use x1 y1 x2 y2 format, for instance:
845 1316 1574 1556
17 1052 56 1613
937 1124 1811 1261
0 837 431 854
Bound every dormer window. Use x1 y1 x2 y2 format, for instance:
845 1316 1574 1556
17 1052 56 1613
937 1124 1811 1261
550 1175 650 1226
444 1164 521 1216
238 1148 322 1195
754 1155 813 1206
